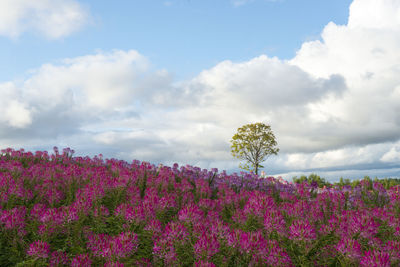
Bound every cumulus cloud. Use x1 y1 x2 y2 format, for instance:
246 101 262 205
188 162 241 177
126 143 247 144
381 145 400 163
282 0 400 171
0 82 32 128
0 50 172 142
0 0 89 39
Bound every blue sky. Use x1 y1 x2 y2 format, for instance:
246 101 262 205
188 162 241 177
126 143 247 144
1 0 352 81
1 0 400 182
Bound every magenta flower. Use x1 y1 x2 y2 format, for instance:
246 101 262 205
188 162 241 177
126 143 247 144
27 240 50 259
153 238 178 265
384 240 400 260
112 231 139 258
71 254 92 267
193 232 220 260
194 260 216 267
238 231 252 254
144 219 163 239
243 192 275 218
49 251 69 266
86 231 138 259
360 250 391 267
263 208 286 236
115 203 146 224
104 261 124 267
0 206 26 232
153 222 189 264
335 237 362 260
198 199 217 211
195 179 212 198
178 204 204 223
264 240 293 266
164 222 190 241
289 220 316 241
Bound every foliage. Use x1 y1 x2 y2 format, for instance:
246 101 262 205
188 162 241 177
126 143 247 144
292 173 331 188
230 122 279 175
0 148 400 266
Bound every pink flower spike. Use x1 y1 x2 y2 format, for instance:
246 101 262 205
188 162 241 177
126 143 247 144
195 260 216 267
335 237 362 260
104 261 125 267
71 254 92 267
289 220 316 241
360 250 391 267
49 251 69 266
27 240 50 259
193 232 220 260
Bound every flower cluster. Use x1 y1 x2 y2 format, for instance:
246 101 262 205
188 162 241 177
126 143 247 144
0 147 399 266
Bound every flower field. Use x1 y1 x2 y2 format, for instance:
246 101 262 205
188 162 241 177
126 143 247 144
0 148 400 266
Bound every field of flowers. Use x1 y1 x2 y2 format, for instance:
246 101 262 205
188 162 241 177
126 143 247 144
0 147 399 266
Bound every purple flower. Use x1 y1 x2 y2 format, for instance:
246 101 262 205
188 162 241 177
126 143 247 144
27 240 50 259
289 220 316 241
71 254 92 267
86 231 138 259
335 237 362 260
178 204 204 223
360 250 391 267
104 261 125 267
194 260 216 267
264 208 286 236
193 232 220 260
49 251 69 266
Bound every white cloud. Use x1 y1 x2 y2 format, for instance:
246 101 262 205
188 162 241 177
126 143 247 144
0 50 171 142
381 146 400 163
0 0 89 39
0 82 32 128
348 0 400 30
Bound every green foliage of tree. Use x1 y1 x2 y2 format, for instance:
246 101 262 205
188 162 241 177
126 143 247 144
230 122 279 175
375 177 400 189
292 173 331 188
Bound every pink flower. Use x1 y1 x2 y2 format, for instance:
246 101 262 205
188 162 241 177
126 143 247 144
112 232 139 258
115 203 146 224
27 240 50 259
0 206 26 231
263 208 286 236
193 232 220 260
335 237 362 260
71 254 92 267
194 260 216 267
360 250 391 267
243 192 275 218
289 220 316 241
178 204 204 223
384 240 400 260
104 261 124 267
144 219 163 239
264 240 293 266
49 251 69 266
86 231 138 259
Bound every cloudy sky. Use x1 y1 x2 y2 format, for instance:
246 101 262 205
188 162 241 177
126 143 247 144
1 0 400 181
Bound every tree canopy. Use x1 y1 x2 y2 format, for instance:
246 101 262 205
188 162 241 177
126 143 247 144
230 122 279 175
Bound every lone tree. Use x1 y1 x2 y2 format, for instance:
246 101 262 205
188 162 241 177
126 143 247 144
230 122 279 175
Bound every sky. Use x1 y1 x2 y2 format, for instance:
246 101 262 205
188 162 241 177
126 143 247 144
1 0 400 182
